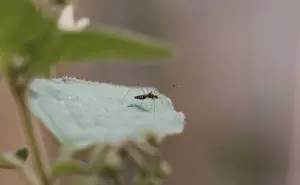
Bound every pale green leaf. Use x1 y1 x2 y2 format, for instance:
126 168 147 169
28 77 185 149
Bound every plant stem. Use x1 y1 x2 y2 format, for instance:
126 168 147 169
18 165 41 185
112 175 121 185
10 82 50 185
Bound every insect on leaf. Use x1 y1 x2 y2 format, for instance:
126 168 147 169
28 77 185 149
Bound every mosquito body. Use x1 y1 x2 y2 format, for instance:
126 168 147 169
134 91 159 100
134 85 178 101
134 90 160 113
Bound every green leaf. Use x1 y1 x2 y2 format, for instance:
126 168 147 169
56 27 172 62
28 77 185 149
0 148 28 169
152 161 173 179
24 29 63 74
0 0 55 53
0 0 172 76
50 160 89 178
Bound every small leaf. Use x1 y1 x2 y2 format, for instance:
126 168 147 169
28 77 185 149
88 144 110 170
153 161 173 179
56 26 172 62
100 149 122 175
126 146 145 165
50 160 89 178
0 151 24 169
134 142 159 156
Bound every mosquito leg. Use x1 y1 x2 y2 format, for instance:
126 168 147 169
153 99 156 114
154 89 163 107
122 84 140 104
139 99 145 108
136 87 145 107
140 88 146 107
141 87 146 95
153 89 161 97
122 88 133 104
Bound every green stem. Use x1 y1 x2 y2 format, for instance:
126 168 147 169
18 165 41 185
10 82 50 185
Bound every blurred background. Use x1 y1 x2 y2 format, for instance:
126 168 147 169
2 0 300 185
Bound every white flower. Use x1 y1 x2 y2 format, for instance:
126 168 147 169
57 5 90 31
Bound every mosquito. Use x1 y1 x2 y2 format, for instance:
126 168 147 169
134 90 159 100
122 84 178 113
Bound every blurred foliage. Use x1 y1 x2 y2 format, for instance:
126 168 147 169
0 1 182 185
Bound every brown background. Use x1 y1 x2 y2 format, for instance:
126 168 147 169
1 0 300 185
